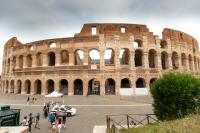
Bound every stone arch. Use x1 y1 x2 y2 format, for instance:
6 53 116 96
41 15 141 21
17 80 22 94
26 54 32 67
104 48 115 65
172 52 179 70
25 80 31 94
88 79 100 95
46 79 54 94
135 49 143 67
61 50 69 64
89 49 100 64
120 48 130 65
105 78 115 95
49 42 57 48
181 53 187 69
148 49 157 68
161 51 169 70
74 50 84 65
19 55 23 68
188 54 193 70
160 40 167 49
10 80 14 93
121 78 131 88
133 39 142 48
150 78 157 88
136 78 146 88
48 52 55 66
36 52 43 66
60 79 68 95
34 80 42 94
74 79 83 95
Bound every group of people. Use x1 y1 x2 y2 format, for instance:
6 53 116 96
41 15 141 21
49 112 67 133
21 112 40 132
27 96 37 104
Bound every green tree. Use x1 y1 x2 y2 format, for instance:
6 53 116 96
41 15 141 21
150 73 200 121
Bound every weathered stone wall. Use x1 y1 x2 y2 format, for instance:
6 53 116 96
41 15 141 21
1 23 200 96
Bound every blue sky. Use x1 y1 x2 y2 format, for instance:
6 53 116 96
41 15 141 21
0 0 200 73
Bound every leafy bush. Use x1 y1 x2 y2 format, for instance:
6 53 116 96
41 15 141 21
150 73 200 121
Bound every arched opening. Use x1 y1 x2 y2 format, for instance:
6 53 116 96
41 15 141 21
34 80 41 94
104 49 115 65
120 48 130 65
121 78 131 88
88 79 100 95
172 52 179 70
6 80 9 93
17 80 22 94
74 79 83 95
49 43 57 48
160 40 167 49
89 49 100 64
46 79 54 94
150 78 157 88
148 49 157 68
135 50 143 67
136 78 146 88
26 54 32 67
10 80 14 93
60 79 68 95
74 50 84 65
188 55 193 70
25 80 31 94
133 39 142 48
181 53 186 69
19 55 23 68
48 52 55 66
161 52 169 70
61 50 69 64
105 78 115 95
36 52 42 66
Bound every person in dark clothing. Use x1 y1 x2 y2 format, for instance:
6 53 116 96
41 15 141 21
35 113 40 129
43 105 48 118
28 113 33 132
62 115 67 128
27 97 30 104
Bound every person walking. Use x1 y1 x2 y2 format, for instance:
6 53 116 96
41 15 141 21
62 115 66 129
28 113 33 132
57 118 62 133
43 105 48 118
27 96 30 104
35 112 40 129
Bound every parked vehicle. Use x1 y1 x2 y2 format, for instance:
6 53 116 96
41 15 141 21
51 105 76 117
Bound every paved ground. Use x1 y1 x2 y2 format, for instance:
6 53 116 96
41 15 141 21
0 93 153 133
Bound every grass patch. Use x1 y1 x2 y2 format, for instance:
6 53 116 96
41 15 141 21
120 114 200 133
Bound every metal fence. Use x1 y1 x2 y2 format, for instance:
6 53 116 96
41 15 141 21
106 114 159 133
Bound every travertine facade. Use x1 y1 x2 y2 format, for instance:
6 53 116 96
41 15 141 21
1 23 200 96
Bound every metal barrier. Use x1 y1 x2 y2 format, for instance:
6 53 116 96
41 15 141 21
106 114 159 133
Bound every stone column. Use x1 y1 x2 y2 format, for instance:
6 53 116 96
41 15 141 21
14 80 18 94
185 56 189 71
100 78 105 96
168 54 173 70
178 55 182 71
56 52 61 66
99 51 105 70
21 81 26 94
130 50 135 69
115 78 120 96
23 56 28 68
30 80 35 95
15 56 19 69
32 54 37 67
143 52 149 69
157 52 162 70
68 79 74 96
83 51 89 65
83 80 88 96
68 52 74 66
54 79 60 92
42 80 48 95
42 53 48 67
115 49 120 69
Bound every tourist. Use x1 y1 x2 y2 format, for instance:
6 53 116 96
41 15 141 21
35 112 40 129
43 105 48 118
57 118 62 133
49 112 56 125
51 121 56 133
21 116 28 126
28 113 33 132
62 115 67 129
27 96 30 104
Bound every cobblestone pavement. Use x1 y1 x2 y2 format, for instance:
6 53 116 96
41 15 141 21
0 93 153 133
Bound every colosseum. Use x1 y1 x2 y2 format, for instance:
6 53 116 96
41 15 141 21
1 23 200 96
